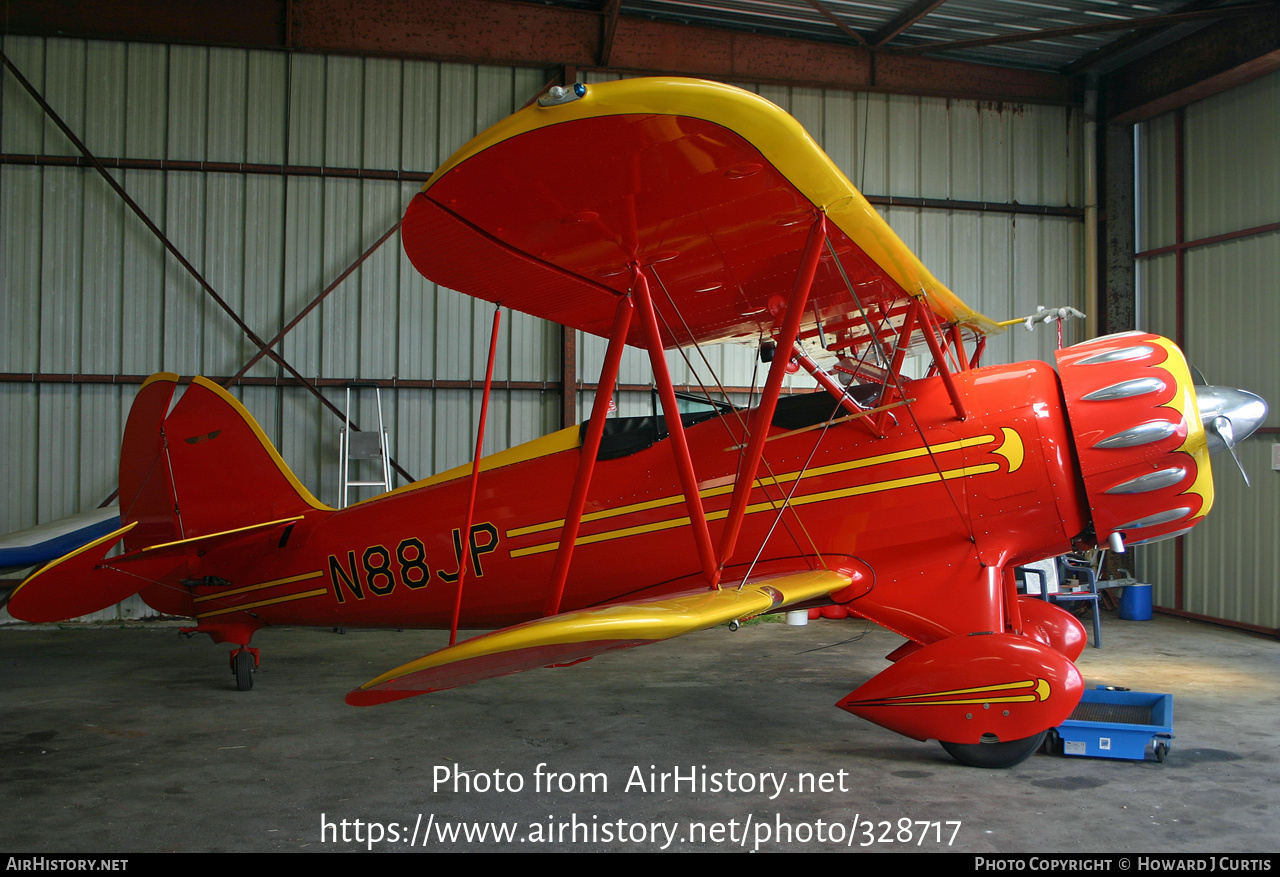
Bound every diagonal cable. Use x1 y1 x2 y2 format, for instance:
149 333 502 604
648 266 826 565
0 49 417 485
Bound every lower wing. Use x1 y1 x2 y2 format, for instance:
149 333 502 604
346 568 850 705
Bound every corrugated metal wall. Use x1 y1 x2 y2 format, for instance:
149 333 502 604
1 36 1083 620
1 38 558 533
1135 70 1280 630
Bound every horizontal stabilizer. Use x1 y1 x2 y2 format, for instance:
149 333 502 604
7 516 303 623
347 568 849 706
7 523 140 622
116 516 304 563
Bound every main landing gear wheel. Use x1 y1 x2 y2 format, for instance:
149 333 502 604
233 649 255 692
941 731 1047 768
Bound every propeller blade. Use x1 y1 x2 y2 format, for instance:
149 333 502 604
1227 442 1250 487
1210 414 1251 486
1211 413 1236 450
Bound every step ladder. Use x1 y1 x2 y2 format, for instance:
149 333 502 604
338 382 392 509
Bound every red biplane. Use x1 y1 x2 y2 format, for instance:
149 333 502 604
10 78 1265 767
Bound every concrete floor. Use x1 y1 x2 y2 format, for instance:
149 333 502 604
2 610 1278 853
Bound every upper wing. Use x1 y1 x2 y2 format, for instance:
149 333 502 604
401 77 998 353
346 567 850 705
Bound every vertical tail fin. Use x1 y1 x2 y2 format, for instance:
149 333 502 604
119 374 329 552
11 375 325 623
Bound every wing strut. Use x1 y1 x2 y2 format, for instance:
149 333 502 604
947 325 971 372
542 296 634 617
918 303 967 421
449 305 503 645
793 346 867 417
717 214 827 569
633 265 721 587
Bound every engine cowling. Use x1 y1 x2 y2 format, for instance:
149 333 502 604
1058 333 1215 549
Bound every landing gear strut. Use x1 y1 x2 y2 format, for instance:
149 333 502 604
940 731 1047 768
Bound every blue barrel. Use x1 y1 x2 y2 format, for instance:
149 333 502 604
1119 584 1153 621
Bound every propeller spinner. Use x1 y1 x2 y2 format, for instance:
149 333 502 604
1197 385 1268 486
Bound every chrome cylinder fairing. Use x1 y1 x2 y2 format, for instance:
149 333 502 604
1057 333 1214 548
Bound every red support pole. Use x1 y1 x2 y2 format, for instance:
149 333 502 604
794 348 862 416
870 298 920 435
886 298 920 378
542 297 633 617
968 335 987 369
632 266 720 588
449 305 503 645
717 215 826 568
948 324 969 371
919 306 967 421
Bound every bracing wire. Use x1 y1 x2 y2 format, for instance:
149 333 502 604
823 248 975 541
648 265 827 567
739 397 845 588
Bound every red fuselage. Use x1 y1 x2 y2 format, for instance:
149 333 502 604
147 359 1086 648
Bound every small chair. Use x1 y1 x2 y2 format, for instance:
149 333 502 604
1015 558 1057 598
1052 554 1103 648
1016 555 1103 648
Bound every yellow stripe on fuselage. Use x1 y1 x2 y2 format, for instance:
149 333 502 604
877 678 1042 701
509 462 999 558
192 571 323 604
506 433 997 539
195 588 329 619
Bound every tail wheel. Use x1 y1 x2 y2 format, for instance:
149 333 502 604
233 649 255 691
940 731 1047 768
